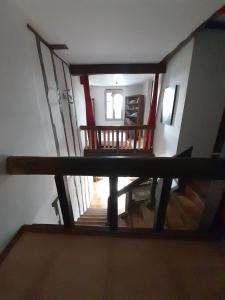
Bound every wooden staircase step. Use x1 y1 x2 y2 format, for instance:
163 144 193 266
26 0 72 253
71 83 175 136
182 186 205 214
76 220 107 226
166 194 187 230
75 207 108 227
186 179 210 199
168 192 199 230
75 222 107 227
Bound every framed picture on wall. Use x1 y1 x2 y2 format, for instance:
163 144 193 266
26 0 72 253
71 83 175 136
161 85 178 125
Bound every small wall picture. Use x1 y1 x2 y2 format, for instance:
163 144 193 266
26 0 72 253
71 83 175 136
161 85 178 125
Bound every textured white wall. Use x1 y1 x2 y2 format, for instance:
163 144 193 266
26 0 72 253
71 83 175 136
0 1 59 251
177 30 225 157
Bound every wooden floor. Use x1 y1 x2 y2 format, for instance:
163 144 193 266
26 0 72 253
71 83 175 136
0 228 224 299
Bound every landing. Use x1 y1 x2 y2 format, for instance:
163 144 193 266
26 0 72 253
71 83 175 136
0 227 224 299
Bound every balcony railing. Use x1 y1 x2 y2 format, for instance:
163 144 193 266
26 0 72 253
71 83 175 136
80 125 153 155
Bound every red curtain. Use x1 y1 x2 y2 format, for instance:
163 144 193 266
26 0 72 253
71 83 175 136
80 75 97 148
144 73 159 150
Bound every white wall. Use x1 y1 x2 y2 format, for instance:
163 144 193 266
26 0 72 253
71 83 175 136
72 76 93 207
177 30 225 157
153 40 194 157
0 1 59 251
90 83 146 125
143 79 153 124
72 76 87 149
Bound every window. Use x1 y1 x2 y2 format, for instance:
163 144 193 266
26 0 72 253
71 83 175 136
105 90 123 120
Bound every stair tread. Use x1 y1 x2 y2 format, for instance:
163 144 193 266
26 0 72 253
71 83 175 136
75 223 107 227
166 195 186 229
81 216 107 219
172 193 200 229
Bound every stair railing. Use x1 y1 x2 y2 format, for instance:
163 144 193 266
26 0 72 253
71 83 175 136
80 125 153 154
7 156 225 232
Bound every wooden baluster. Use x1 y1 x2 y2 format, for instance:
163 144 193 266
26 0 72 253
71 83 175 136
125 130 128 149
138 129 141 149
84 129 88 149
148 128 151 150
103 130 106 149
112 130 114 149
88 129 92 149
55 175 74 227
133 128 137 150
128 130 132 149
107 130 110 148
140 128 143 149
121 130 123 149
108 176 118 230
154 178 172 231
116 129 119 150
94 129 97 149
97 129 101 149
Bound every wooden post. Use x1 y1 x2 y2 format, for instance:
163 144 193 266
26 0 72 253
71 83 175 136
97 129 101 149
134 128 137 150
108 176 118 230
153 178 172 231
116 129 119 151
55 175 74 227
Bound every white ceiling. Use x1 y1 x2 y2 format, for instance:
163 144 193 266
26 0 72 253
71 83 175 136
13 0 223 64
89 74 153 86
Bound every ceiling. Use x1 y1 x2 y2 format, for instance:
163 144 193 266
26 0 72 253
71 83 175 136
13 0 223 64
89 74 153 86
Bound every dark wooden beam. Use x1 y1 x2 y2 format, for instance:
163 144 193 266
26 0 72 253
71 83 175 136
108 177 118 230
205 21 225 30
161 5 225 64
154 178 172 231
48 44 68 50
69 63 166 75
6 156 225 179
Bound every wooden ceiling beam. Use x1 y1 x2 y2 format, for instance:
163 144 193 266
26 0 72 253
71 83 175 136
69 63 166 76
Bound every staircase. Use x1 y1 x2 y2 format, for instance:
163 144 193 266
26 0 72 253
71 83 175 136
75 208 107 226
166 181 205 230
120 179 205 230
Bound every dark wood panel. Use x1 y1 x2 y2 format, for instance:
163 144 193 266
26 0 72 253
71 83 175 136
108 177 118 230
69 63 166 75
212 109 225 156
154 178 172 231
83 149 153 156
7 156 225 179
48 44 68 50
55 175 74 227
206 21 225 30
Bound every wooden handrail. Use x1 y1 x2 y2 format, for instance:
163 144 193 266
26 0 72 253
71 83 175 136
117 177 149 197
80 125 153 130
7 156 225 179
6 156 225 231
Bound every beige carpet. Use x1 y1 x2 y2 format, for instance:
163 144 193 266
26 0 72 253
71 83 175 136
0 231 224 299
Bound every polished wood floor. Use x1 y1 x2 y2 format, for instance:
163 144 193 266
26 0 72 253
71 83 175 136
0 229 224 299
